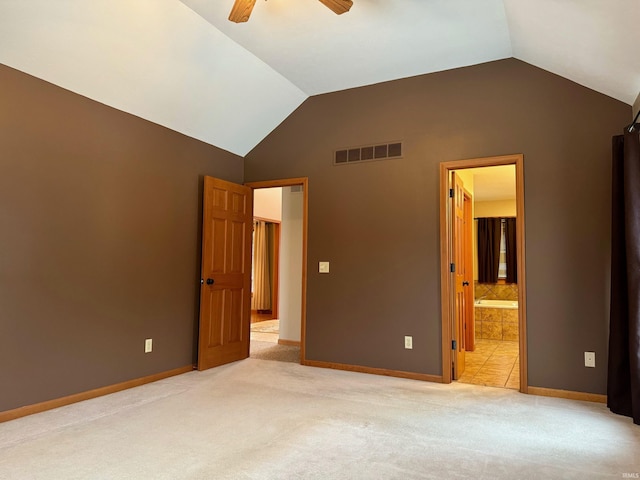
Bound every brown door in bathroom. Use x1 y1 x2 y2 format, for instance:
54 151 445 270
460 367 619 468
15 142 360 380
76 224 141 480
452 172 466 379
463 191 475 352
198 176 253 371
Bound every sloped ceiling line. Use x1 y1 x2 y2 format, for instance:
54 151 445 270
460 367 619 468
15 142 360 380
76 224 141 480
0 0 637 156
0 0 307 157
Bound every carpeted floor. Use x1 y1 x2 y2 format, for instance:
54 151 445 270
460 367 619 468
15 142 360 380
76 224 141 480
250 319 280 334
1 359 638 479
250 340 300 363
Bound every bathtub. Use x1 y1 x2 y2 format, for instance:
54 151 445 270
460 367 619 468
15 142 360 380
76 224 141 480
474 299 518 309
475 299 519 341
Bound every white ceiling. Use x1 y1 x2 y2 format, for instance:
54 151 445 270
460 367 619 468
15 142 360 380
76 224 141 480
0 0 306 156
1 0 638 157
470 166 516 202
180 0 512 96
504 0 640 107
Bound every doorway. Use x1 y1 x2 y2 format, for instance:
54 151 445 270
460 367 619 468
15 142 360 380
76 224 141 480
251 193 281 325
440 155 528 393
250 216 281 341
246 178 308 364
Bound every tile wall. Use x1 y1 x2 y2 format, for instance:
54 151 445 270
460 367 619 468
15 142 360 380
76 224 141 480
474 282 518 301
474 281 519 342
475 307 519 341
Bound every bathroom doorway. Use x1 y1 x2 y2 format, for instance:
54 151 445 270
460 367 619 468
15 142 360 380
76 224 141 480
440 155 528 392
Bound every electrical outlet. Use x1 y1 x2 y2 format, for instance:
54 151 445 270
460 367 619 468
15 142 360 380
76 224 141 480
584 351 595 368
145 338 153 353
404 336 413 350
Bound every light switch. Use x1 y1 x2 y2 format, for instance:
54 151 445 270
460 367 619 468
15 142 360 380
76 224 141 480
319 261 330 273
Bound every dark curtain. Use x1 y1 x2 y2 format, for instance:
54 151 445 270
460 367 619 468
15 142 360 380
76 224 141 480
608 125 640 425
477 218 501 283
504 218 517 284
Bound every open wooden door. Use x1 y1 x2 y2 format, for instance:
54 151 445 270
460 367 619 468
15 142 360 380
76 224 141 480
198 176 253 371
463 191 475 352
452 172 466 379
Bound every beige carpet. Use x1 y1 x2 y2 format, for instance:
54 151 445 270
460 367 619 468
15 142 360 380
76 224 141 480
250 340 300 363
1 359 639 479
250 319 279 334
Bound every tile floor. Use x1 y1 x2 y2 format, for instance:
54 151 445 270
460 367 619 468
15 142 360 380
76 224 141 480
457 339 520 390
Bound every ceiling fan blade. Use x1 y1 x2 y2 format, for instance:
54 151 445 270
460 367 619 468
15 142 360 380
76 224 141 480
318 0 353 15
229 0 257 23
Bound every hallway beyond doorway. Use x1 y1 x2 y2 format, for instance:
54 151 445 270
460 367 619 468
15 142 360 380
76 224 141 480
250 319 300 363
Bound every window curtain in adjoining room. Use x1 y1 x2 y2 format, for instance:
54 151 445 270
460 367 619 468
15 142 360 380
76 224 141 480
251 220 271 311
504 218 518 284
608 124 640 425
477 218 501 283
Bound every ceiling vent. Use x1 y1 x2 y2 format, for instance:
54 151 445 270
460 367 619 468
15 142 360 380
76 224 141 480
334 142 403 166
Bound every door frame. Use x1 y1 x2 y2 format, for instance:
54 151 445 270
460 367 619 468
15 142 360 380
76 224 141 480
439 154 528 392
245 178 309 363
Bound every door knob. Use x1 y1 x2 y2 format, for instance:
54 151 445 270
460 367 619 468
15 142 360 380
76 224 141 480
206 278 215 285
462 281 469 286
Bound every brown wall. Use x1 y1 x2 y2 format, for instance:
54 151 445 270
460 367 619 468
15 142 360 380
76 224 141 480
245 58 630 394
0 65 243 412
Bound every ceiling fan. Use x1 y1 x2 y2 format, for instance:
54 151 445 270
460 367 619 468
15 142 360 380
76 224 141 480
229 0 353 23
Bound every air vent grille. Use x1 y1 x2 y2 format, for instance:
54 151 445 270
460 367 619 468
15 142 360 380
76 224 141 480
334 142 403 166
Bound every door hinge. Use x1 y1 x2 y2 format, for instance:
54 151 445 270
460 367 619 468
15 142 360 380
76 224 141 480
450 263 455 273
452 340 457 350
449 188 454 198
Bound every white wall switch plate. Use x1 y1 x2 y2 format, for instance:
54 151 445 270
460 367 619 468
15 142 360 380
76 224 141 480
584 351 595 368
404 336 413 349
319 261 330 273
145 338 153 353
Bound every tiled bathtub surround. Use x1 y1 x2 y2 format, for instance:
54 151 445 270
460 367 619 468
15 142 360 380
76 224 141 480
474 281 519 342
474 282 518 301
475 306 519 341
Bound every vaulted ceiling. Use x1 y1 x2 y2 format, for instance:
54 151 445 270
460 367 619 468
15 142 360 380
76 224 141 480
1 1 638 157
